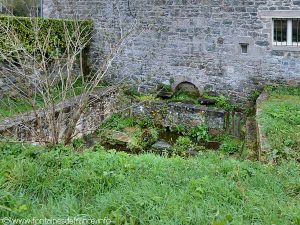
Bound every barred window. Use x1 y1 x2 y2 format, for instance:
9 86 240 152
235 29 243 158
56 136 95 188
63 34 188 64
273 18 300 46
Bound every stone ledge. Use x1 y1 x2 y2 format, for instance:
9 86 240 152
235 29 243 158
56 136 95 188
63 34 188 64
259 10 300 18
256 91 271 161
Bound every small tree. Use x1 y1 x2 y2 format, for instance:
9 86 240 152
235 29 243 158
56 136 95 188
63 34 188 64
0 12 142 145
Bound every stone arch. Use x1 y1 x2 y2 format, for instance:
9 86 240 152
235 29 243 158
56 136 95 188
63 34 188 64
172 76 204 96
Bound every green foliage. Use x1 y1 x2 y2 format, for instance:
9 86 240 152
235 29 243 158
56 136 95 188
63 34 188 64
170 124 187 134
172 136 193 156
171 124 210 142
0 97 42 120
123 86 141 98
3 0 40 17
72 138 85 151
189 125 210 142
203 94 235 111
0 15 93 60
265 85 300 96
127 129 144 151
219 135 243 154
100 113 156 131
249 89 262 103
127 127 159 151
137 117 155 128
136 94 158 102
169 90 198 104
214 96 234 111
158 83 172 92
0 79 90 121
0 142 300 224
258 88 300 161
100 114 136 131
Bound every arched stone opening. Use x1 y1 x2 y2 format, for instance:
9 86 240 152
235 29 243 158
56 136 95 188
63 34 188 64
172 76 204 97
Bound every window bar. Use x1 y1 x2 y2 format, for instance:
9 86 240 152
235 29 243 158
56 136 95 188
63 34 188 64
276 19 278 46
296 18 299 47
288 19 292 46
280 19 282 46
285 19 288 46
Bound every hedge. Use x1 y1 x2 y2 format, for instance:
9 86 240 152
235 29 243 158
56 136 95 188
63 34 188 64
0 15 93 59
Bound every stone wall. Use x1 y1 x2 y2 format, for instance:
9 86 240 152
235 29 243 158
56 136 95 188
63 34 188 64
43 0 300 104
256 91 271 161
132 101 226 132
0 87 118 143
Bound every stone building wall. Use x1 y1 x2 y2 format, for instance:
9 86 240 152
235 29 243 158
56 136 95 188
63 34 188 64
43 0 300 104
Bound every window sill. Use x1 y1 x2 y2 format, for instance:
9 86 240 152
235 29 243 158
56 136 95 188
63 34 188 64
272 46 300 51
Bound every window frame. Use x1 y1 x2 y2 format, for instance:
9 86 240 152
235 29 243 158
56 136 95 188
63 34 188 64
272 18 300 47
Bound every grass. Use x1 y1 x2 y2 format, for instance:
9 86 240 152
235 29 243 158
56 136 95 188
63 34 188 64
0 142 299 224
0 81 109 121
258 86 300 161
0 97 42 121
168 90 199 104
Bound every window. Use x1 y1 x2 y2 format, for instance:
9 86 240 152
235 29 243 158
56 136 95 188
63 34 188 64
273 18 300 46
240 43 248 54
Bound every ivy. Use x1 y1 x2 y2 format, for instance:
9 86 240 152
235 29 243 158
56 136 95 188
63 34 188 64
0 15 93 60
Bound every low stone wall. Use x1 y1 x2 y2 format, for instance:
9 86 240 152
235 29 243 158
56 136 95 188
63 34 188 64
0 87 118 143
256 92 271 161
132 101 226 132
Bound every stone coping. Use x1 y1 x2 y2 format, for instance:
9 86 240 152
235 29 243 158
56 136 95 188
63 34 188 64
256 91 271 161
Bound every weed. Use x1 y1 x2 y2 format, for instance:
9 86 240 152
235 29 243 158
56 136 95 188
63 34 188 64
172 136 194 156
203 94 235 111
136 94 158 102
219 135 243 154
168 90 198 104
158 83 172 92
189 125 210 142
123 86 141 98
100 114 136 131
137 117 155 128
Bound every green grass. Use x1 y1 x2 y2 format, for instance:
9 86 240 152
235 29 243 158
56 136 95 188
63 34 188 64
258 86 300 160
0 81 109 121
0 97 41 121
0 143 299 224
168 90 199 104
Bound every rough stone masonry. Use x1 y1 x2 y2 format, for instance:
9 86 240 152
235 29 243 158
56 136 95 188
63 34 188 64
42 0 300 104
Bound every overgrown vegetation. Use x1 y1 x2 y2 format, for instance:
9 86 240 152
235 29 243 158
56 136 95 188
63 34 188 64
172 136 194 156
1 0 40 17
97 113 245 158
219 135 244 154
0 142 299 224
0 15 92 60
0 80 108 121
168 90 198 104
258 86 300 161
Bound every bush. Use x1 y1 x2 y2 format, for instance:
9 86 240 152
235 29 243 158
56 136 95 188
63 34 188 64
127 127 159 152
189 125 210 142
173 136 193 156
0 15 93 60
